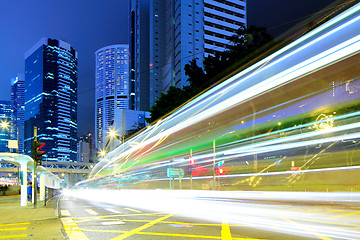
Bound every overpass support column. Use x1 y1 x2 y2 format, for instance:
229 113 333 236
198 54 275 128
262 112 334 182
39 172 46 201
20 163 27 207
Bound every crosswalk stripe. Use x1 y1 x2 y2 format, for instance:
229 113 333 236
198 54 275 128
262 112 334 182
61 210 71 217
85 209 99 215
106 208 122 214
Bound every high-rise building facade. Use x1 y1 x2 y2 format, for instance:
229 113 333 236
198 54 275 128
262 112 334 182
0 101 12 153
11 74 25 153
129 0 151 111
129 0 246 110
77 132 94 163
24 38 78 162
203 0 246 56
77 140 90 163
95 45 129 150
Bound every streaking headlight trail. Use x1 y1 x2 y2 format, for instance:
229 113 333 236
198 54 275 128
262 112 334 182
80 3 360 195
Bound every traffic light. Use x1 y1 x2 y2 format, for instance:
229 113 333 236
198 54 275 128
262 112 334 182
32 139 45 164
189 158 196 166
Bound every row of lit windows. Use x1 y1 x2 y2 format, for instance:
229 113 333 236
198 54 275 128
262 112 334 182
210 0 245 10
204 30 232 41
204 39 228 49
204 12 244 26
205 21 240 33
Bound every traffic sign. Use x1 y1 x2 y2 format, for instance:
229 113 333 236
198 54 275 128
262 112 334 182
167 168 184 178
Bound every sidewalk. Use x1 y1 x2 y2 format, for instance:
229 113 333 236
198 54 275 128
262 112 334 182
0 195 65 239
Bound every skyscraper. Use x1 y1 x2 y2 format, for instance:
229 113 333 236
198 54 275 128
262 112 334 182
0 101 12 153
129 0 247 110
77 139 90 163
203 0 247 56
129 0 151 111
95 44 129 150
24 38 78 162
11 74 25 153
77 133 94 163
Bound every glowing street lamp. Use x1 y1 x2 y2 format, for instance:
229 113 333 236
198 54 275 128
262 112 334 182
0 120 9 129
109 129 117 138
99 150 106 157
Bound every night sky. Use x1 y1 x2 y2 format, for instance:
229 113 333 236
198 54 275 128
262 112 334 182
0 0 337 137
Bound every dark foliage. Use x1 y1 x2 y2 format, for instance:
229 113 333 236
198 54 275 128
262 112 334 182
147 25 273 123
124 122 146 139
147 86 193 123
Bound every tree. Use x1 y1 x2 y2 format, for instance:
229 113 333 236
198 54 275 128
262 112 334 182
184 59 207 91
147 86 191 123
203 51 231 85
228 25 272 59
148 25 273 124
124 121 146 139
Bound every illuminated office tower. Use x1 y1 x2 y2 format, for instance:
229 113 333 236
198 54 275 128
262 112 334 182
129 0 247 110
11 74 25 153
203 0 247 56
24 38 78 162
0 101 12 153
77 132 94 163
129 0 150 110
95 45 129 150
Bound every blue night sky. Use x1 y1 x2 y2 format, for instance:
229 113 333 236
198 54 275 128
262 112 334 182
0 0 337 137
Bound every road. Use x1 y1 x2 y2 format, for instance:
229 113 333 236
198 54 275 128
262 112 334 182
59 190 360 240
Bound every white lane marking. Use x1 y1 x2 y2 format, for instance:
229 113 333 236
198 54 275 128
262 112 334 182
101 221 125 225
105 208 122 214
61 210 71 217
84 209 99 215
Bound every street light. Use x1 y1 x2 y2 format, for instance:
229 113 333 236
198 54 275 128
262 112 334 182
107 128 122 152
0 120 17 153
109 129 117 138
0 120 9 129
99 150 106 157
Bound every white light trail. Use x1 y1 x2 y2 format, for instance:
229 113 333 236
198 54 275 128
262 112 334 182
95 28 360 177
63 189 360 239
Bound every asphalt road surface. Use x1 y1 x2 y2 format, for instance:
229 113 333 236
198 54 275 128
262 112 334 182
59 191 360 240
